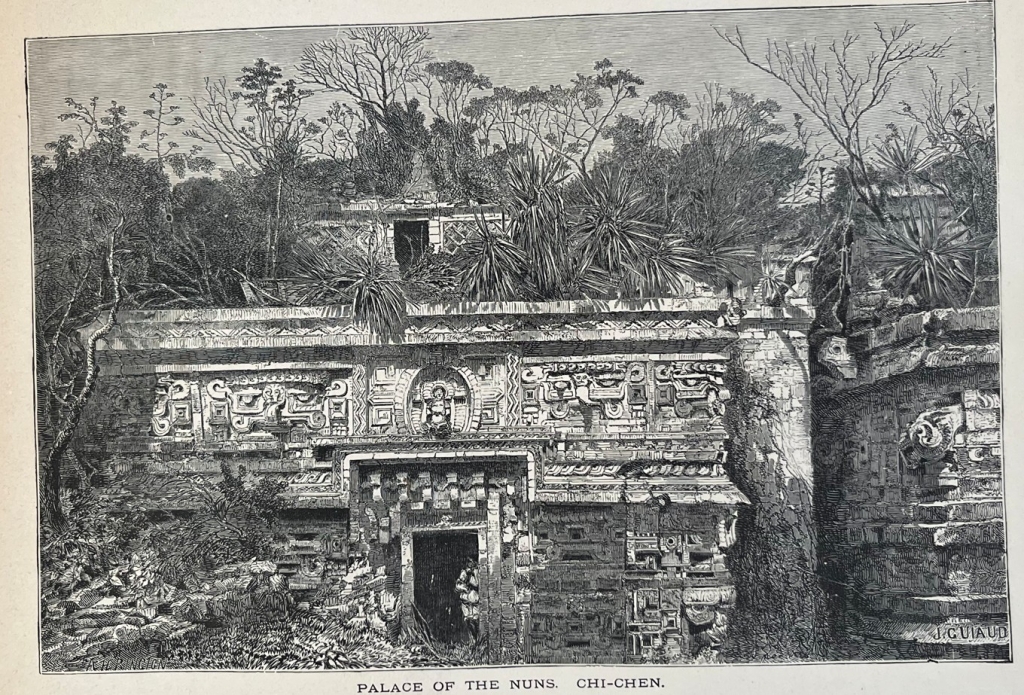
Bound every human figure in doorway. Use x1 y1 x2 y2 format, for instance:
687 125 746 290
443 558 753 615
455 557 480 642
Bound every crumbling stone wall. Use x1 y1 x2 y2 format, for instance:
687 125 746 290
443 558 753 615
724 314 830 661
815 307 1006 661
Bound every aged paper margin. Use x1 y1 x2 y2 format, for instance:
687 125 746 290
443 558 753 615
0 1 1020 693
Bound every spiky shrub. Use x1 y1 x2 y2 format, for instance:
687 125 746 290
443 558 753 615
454 213 529 301
289 236 407 342
874 125 943 194
288 238 353 305
571 166 705 298
504 150 570 297
573 166 659 274
344 250 408 342
866 200 983 309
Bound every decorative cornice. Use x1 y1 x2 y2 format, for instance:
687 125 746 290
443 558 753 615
93 298 797 353
822 308 1000 394
851 307 999 353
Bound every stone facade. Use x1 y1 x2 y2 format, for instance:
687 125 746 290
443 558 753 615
75 280 1010 663
815 306 1008 660
81 294 818 664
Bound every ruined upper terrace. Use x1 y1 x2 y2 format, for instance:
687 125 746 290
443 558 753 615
97 295 815 358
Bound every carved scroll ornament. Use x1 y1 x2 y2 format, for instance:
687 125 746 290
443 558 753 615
151 377 191 436
903 405 964 464
653 361 730 420
204 377 351 435
521 361 644 422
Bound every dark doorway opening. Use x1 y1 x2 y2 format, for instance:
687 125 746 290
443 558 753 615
413 530 479 644
394 220 430 270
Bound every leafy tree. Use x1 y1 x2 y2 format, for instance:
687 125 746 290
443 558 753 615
186 59 319 276
469 60 644 175
422 60 493 125
603 86 805 287
299 26 433 128
465 86 543 157
354 100 429 198
424 117 507 202
138 176 269 307
33 120 171 529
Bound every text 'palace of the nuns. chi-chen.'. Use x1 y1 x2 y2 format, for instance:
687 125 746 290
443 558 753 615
76 200 1007 664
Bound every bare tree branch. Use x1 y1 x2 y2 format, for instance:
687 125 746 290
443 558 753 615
717 21 950 222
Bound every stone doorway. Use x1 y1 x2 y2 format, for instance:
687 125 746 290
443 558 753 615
393 219 430 270
412 530 480 644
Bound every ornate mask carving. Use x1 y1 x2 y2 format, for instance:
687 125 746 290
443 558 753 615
818 336 857 379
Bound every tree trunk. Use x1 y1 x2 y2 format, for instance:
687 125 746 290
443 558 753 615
268 173 283 279
41 232 122 532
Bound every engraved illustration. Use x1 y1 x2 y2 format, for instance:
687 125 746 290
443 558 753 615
28 2 1004 670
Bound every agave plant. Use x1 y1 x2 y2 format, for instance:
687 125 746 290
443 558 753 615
505 150 570 297
454 212 529 301
867 201 983 308
289 236 407 342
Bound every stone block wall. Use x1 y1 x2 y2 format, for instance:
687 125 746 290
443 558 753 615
721 311 826 661
815 308 1007 660
67 298 816 664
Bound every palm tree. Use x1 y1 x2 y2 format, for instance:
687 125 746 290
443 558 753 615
866 200 984 308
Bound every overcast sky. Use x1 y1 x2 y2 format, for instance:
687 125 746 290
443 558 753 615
25 2 994 173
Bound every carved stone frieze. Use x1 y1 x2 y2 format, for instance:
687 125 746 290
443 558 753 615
506 351 522 427
521 361 646 426
544 463 727 478
151 371 352 441
205 376 350 436
151 377 192 437
653 361 730 422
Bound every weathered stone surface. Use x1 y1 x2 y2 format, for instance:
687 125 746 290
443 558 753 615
816 307 1005 661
